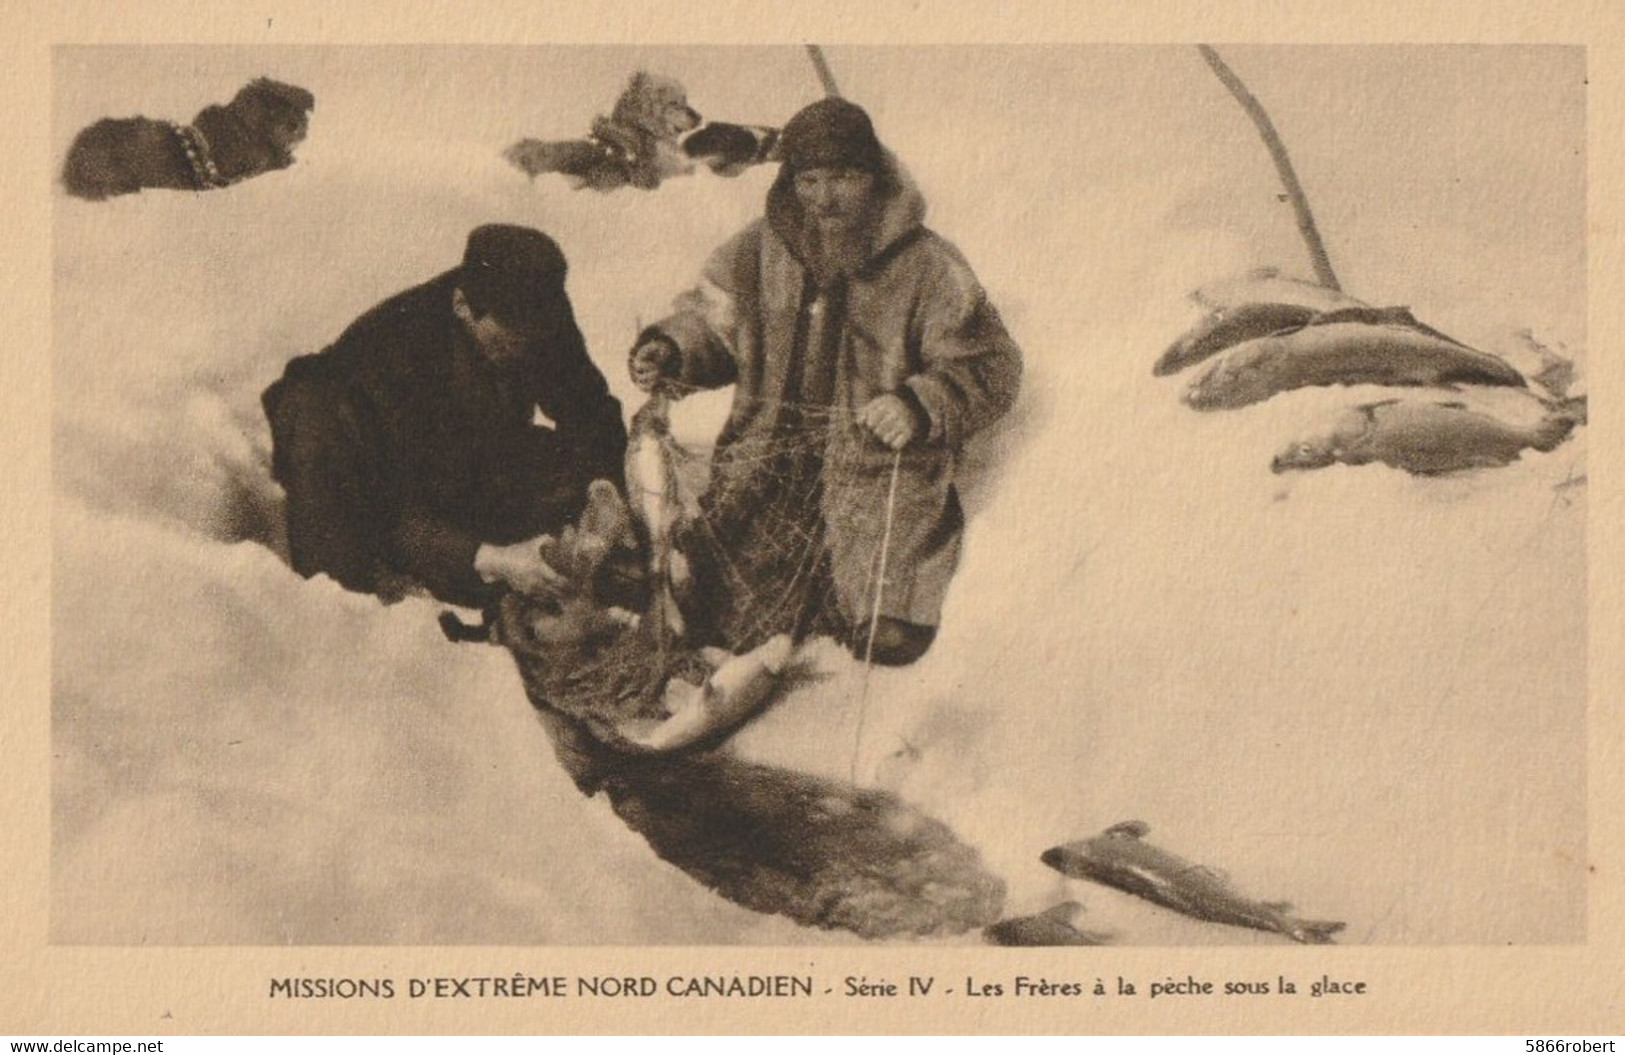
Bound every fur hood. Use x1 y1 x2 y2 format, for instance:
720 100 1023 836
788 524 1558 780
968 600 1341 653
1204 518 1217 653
764 149 927 281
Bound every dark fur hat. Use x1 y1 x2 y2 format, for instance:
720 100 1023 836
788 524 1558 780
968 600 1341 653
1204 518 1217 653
778 97 884 174
460 224 569 329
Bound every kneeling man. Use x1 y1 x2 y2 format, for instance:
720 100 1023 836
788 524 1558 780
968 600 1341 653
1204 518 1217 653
264 224 627 608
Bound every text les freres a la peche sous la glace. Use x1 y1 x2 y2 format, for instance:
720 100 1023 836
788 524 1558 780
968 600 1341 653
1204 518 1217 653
860 975 1367 999
267 973 1369 1001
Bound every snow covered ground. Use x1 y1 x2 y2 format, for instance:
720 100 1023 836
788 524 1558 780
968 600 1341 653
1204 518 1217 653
51 45 1586 945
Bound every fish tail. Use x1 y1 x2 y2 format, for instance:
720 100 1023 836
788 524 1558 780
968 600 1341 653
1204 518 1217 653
1294 918 1346 944
1533 409 1581 451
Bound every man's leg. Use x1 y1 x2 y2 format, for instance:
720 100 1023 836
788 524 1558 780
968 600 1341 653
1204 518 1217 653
825 474 962 667
264 375 383 594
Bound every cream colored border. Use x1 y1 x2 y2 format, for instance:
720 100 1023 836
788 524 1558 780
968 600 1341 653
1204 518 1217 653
5 0 1621 1036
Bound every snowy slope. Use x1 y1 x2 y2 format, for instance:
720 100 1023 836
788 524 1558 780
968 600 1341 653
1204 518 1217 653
51 45 1585 945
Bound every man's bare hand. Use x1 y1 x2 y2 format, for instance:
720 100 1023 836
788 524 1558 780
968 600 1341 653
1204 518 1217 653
859 393 924 450
474 535 569 598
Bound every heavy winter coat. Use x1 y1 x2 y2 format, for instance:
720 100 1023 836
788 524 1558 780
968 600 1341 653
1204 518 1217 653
650 158 1021 626
263 271 626 608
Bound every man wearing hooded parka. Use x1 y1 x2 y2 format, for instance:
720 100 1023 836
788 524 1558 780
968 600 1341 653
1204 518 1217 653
631 98 1022 666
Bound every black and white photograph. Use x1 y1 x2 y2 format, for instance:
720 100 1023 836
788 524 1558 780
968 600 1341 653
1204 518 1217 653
9 6 1624 1036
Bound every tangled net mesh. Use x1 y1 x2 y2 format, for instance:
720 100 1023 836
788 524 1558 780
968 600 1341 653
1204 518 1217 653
502 383 897 731
492 387 1008 940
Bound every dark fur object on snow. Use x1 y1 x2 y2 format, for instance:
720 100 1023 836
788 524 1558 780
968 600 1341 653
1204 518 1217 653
530 702 1007 940
61 77 315 201
504 71 702 192
495 594 1006 940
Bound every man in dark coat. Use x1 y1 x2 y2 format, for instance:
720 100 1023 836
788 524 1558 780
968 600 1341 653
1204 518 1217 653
263 224 628 609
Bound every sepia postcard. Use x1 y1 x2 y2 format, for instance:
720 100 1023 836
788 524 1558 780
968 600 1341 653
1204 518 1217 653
3 0 1622 1037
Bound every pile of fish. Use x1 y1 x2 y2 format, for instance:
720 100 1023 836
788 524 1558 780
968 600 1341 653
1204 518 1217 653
1156 268 1585 477
982 820 1345 946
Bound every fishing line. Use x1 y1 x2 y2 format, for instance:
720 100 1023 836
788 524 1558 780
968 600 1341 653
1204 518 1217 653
850 446 903 784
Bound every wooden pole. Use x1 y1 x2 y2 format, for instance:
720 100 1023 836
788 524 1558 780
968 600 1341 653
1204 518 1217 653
1198 45 1342 292
806 45 843 98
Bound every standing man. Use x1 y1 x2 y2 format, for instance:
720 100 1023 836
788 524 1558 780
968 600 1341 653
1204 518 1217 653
630 98 1022 666
264 224 628 609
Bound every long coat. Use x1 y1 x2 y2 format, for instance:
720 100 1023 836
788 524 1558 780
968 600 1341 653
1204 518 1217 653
650 157 1022 630
263 271 627 608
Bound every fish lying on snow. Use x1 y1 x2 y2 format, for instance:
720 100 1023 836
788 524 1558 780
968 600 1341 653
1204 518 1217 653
1041 821 1346 944
613 635 795 753
1158 269 1367 377
1271 396 1582 475
1156 300 1460 379
1156 301 1320 377
625 391 690 640
984 901 1112 946
498 598 793 757
1183 309 1526 411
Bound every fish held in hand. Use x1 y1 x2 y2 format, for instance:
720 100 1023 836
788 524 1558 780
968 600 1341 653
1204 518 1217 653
624 391 690 640
1041 821 1345 944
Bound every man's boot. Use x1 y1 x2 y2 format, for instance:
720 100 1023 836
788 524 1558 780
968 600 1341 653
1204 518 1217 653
848 616 936 667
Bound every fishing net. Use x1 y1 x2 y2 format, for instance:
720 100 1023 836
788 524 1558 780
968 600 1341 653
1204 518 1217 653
492 390 1008 942
495 383 901 743
672 394 851 652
